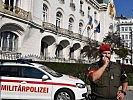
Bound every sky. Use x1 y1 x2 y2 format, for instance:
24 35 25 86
114 0 133 18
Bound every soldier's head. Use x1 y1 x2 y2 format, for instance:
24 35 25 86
99 44 111 60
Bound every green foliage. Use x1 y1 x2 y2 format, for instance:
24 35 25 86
37 61 133 85
37 61 90 84
114 47 129 59
127 73 133 85
2 60 132 85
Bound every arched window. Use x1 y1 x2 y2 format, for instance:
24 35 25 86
80 1 83 11
55 45 63 58
41 41 48 59
87 27 91 38
88 6 90 17
68 17 74 31
43 4 48 22
4 0 20 11
56 12 62 29
79 22 83 34
94 11 97 20
0 31 18 51
69 47 74 59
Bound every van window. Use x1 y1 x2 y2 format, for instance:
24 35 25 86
0 66 20 77
22 66 44 79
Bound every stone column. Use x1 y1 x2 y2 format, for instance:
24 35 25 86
64 45 71 60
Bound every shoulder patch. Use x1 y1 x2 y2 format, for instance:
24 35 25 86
87 70 95 77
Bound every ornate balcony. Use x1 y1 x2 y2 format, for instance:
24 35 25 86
0 51 21 60
0 51 92 64
0 1 31 21
43 22 90 41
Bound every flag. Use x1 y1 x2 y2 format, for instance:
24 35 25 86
109 3 115 17
95 23 100 33
88 16 93 29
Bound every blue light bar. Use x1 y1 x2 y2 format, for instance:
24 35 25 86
17 59 32 63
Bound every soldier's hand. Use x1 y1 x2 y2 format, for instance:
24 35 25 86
117 90 125 100
102 56 109 66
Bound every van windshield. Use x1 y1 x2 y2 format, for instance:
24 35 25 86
39 66 63 77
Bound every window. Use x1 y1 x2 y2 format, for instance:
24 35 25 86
4 0 14 11
129 27 132 31
129 34 131 39
121 27 124 31
125 59 128 63
55 44 63 58
79 1 84 16
68 17 74 31
70 0 75 11
125 34 128 39
22 66 44 79
41 41 48 59
79 23 83 34
56 12 62 29
43 4 48 22
87 27 91 38
125 27 128 31
0 66 20 77
88 7 90 17
94 11 97 21
129 42 132 48
121 35 124 39
125 42 128 47
69 47 74 59
0 31 18 51
80 1 83 11
4 0 19 11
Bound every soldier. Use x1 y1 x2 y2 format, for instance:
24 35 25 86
87 44 128 100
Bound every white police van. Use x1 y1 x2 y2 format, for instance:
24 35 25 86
0 59 87 100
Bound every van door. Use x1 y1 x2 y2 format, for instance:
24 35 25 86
19 66 53 100
0 66 20 99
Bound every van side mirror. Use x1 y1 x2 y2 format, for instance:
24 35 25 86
42 75 49 81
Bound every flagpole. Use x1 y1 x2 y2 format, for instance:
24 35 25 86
81 16 92 35
81 24 88 35
81 23 95 41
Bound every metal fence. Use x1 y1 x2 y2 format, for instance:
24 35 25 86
0 52 93 64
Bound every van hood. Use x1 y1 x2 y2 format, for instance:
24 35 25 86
58 74 85 84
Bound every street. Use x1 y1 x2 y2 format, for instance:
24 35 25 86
124 90 133 100
87 90 133 100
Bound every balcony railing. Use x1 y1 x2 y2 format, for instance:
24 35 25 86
0 51 21 60
0 52 91 64
43 22 90 41
23 54 90 64
0 2 31 21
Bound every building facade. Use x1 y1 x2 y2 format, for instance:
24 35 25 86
0 0 116 63
115 16 133 65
